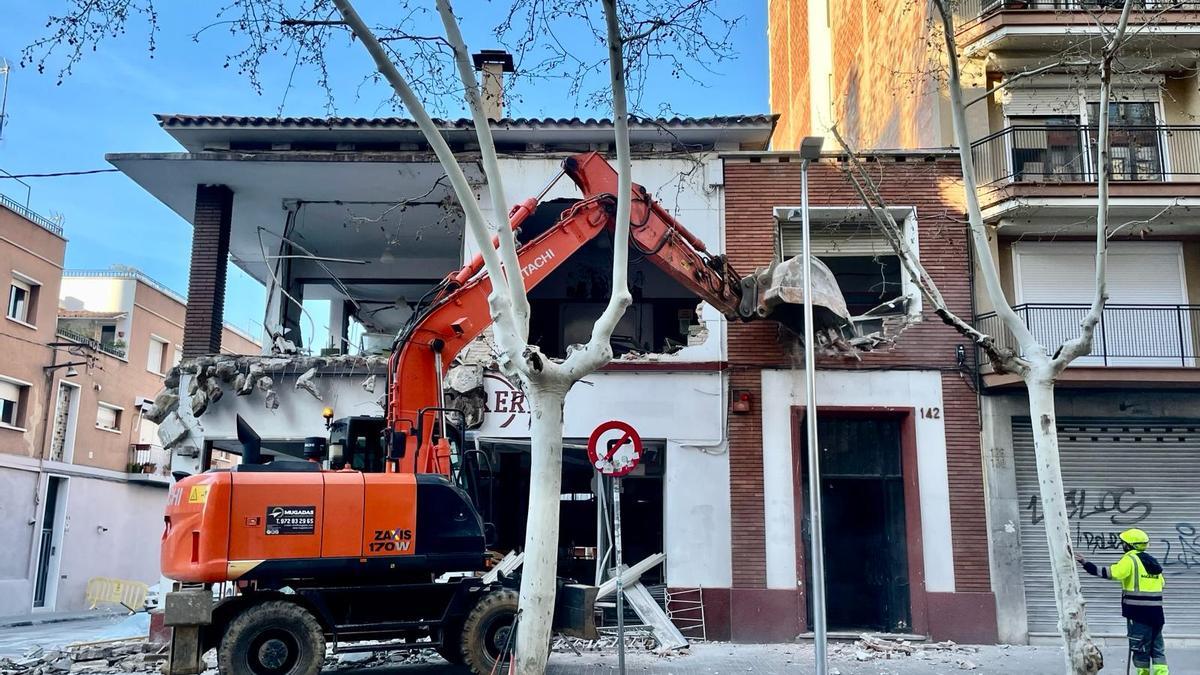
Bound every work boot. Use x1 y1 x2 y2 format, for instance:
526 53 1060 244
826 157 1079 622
1134 667 1150 675
1152 664 1168 675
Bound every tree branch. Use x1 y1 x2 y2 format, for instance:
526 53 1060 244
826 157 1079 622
560 0 634 379
1052 0 1135 371
933 0 1043 358
830 126 1025 375
965 60 1093 108
436 0 531 341
330 0 528 372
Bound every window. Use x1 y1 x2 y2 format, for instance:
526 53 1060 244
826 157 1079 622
1008 116 1085 182
778 213 916 318
96 403 122 432
146 336 169 374
1086 102 1162 181
0 377 30 429
7 275 39 325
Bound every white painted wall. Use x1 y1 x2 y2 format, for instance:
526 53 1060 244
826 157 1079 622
665 440 732 588
760 369 956 593
475 370 724 442
0 467 40 616
476 369 730 587
58 277 136 348
180 371 385 445
55 478 166 611
473 156 728 364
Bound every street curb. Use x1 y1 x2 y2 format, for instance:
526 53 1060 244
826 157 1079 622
0 609 124 629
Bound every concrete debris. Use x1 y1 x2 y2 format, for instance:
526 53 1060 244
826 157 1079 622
552 634 660 654
295 367 322 401
832 634 980 665
0 638 167 674
152 354 387 448
445 363 483 394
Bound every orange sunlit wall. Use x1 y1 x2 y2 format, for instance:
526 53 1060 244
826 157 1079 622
767 0 810 150
770 0 941 151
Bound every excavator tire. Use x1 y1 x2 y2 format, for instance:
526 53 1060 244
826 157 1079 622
218 600 326 675
460 588 518 674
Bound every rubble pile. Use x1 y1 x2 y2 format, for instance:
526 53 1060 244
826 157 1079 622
830 634 982 671
552 633 661 655
144 353 389 448
0 640 167 674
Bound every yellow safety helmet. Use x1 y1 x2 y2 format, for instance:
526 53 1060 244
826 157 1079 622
1119 528 1150 549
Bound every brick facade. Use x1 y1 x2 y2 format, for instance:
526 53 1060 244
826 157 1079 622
183 185 233 358
721 154 994 639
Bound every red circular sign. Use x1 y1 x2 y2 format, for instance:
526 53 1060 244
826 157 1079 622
587 420 644 477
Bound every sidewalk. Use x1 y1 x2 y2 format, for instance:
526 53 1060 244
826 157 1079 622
351 642 1200 674
0 612 148 658
0 608 124 629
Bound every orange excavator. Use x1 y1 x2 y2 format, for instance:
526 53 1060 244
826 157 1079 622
159 152 851 675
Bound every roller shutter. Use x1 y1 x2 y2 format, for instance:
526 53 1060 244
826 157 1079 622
1014 418 1200 636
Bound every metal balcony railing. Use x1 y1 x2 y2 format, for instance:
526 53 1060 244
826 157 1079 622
975 304 1200 367
56 326 127 359
970 125 1200 186
960 0 1200 23
0 192 64 236
128 444 170 478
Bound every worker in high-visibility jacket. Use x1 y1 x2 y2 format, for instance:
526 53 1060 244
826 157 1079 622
1075 528 1167 675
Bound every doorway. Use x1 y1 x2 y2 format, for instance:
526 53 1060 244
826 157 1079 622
799 413 912 633
33 475 69 609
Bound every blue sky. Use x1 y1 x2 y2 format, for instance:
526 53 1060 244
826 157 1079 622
0 1 767 337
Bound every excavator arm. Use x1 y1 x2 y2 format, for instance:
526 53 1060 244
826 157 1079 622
386 152 850 476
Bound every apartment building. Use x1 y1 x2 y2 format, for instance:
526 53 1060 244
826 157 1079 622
770 0 1200 643
0 204 258 616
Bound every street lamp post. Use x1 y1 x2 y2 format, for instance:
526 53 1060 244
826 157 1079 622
799 135 828 675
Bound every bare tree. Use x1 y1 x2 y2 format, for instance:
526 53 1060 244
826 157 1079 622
23 1 736 672
833 1 1138 673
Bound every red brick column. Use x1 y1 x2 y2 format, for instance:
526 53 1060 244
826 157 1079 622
183 185 233 358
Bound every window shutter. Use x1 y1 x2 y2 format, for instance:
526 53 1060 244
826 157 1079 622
147 339 165 373
97 405 117 429
0 380 19 403
780 223 893 258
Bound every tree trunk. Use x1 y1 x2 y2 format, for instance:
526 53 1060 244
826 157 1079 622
1025 373 1103 675
514 379 570 674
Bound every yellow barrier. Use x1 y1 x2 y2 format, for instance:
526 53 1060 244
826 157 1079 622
85 577 148 612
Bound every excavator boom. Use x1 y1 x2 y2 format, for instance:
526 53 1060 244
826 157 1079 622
387 152 850 475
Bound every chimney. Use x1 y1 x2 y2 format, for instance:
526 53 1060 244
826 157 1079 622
472 50 515 121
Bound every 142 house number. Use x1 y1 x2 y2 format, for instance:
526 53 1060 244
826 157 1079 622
920 407 941 419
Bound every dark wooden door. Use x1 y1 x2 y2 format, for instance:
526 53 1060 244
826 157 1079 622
801 415 911 632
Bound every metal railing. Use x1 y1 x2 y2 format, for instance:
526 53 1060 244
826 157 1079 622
56 326 127 359
128 444 170 477
975 304 1200 367
961 0 1200 23
63 268 187 306
971 125 1200 185
0 192 64 236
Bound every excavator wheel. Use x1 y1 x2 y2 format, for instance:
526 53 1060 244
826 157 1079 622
218 600 326 675
460 588 518 674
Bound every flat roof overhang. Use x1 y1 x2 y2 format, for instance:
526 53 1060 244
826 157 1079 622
106 151 475 288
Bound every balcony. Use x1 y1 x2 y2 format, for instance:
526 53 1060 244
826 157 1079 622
56 326 127 359
957 1 1200 54
128 444 171 484
972 124 1200 185
974 304 1200 386
969 124 1200 224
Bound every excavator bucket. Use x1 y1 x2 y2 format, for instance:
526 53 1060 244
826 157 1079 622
748 255 853 340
